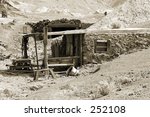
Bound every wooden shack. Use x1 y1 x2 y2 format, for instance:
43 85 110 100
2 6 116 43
47 22 83 67
7 19 88 80
15 21 85 75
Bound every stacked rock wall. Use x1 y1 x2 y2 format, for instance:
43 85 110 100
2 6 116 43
83 32 150 64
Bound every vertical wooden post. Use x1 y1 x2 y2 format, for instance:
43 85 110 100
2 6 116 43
70 35 73 56
74 35 77 56
79 34 83 66
43 27 48 69
66 35 73 56
107 39 111 53
23 26 27 34
34 35 39 69
22 36 28 58
65 35 69 56
74 34 78 66
49 27 52 39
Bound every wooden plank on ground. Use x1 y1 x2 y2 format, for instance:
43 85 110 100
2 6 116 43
48 64 73 67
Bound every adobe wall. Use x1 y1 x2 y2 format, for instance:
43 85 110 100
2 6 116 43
83 32 150 64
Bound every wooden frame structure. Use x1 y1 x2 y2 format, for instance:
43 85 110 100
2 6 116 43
22 27 85 68
16 26 85 80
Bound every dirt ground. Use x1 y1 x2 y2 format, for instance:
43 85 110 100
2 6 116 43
0 0 150 100
24 48 150 100
0 47 150 100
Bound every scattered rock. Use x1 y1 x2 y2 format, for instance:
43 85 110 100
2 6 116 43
60 84 74 91
142 84 147 88
116 88 122 92
119 77 132 85
101 74 104 76
98 81 110 96
29 85 43 91
128 93 134 96
51 82 56 84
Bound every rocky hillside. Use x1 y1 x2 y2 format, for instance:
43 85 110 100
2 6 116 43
89 0 150 29
4 0 109 15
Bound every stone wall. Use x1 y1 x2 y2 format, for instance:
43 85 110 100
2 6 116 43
83 32 150 64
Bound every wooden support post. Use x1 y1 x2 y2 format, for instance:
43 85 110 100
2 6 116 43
74 34 79 66
33 68 55 81
23 26 27 34
49 27 52 39
34 35 39 69
79 34 83 66
107 39 111 53
22 36 28 58
69 35 73 56
43 27 48 69
66 35 73 56
34 70 39 81
49 69 56 79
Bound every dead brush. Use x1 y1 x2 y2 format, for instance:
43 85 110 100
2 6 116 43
111 22 121 29
118 76 132 85
98 81 110 96
90 81 110 99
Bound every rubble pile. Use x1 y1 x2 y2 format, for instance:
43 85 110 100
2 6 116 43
27 18 82 33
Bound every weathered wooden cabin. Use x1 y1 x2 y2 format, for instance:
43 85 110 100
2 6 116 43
47 20 84 66
7 19 88 80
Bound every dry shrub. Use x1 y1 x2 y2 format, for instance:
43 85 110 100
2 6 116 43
98 81 110 96
111 22 121 29
119 77 132 85
91 81 110 99
60 84 73 90
29 85 43 91
0 89 13 98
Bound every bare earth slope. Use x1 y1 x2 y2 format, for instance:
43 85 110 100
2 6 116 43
26 48 150 100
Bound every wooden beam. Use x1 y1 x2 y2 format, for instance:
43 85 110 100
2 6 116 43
47 29 86 36
20 29 86 37
48 64 73 67
43 27 48 69
48 56 79 60
21 28 150 37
